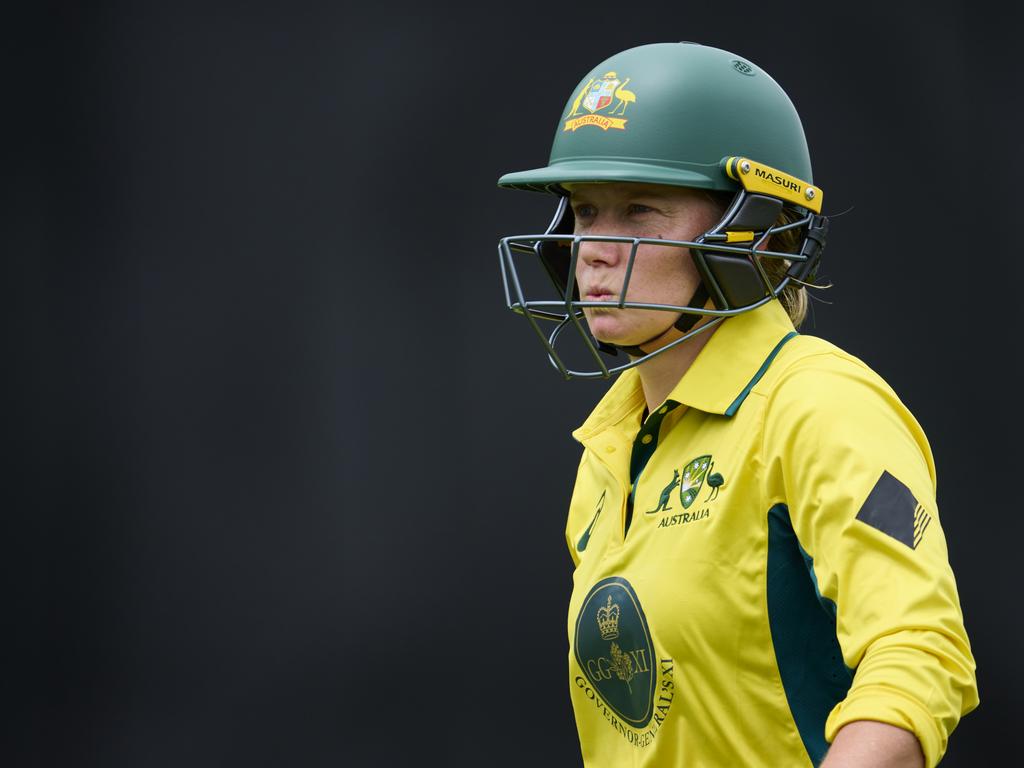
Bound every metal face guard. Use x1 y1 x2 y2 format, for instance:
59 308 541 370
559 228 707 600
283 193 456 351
498 193 826 380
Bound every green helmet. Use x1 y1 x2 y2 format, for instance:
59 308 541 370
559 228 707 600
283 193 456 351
497 42 829 379
499 42 813 193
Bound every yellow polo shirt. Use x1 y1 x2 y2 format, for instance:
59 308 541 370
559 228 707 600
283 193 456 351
565 299 978 768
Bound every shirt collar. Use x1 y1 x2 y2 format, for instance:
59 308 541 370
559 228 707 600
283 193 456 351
573 299 797 443
667 298 796 416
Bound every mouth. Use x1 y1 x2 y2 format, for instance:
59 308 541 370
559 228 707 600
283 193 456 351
583 289 617 302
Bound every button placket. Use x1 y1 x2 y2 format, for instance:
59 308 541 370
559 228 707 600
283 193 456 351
625 401 682 537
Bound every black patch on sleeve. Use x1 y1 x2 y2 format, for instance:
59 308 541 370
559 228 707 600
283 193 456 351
855 471 928 549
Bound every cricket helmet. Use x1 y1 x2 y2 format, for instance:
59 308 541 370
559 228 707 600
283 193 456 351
497 42 829 379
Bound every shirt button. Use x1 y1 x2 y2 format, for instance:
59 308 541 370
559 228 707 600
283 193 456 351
641 434 653 445
605 445 616 453
658 406 668 414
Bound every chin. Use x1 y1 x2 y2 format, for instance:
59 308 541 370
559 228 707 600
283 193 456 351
584 313 621 342
588 317 648 348
586 309 681 349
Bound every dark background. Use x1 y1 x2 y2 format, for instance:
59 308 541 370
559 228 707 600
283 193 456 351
10 1 1020 765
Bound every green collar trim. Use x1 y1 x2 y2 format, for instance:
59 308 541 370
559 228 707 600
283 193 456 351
724 331 799 417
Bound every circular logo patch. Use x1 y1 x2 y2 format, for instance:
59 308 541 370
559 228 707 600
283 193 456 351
574 577 656 727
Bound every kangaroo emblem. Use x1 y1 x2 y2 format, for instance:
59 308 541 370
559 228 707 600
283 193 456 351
647 469 681 514
568 77 595 117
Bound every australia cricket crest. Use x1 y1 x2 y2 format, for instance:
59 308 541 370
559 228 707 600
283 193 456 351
564 71 636 132
646 454 726 530
679 455 712 509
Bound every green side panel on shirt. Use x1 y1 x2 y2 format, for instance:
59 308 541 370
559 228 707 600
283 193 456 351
767 504 854 766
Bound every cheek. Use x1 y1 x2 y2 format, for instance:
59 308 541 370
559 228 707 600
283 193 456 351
628 249 699 301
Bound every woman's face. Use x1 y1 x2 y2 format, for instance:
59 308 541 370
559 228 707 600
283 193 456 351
569 182 721 348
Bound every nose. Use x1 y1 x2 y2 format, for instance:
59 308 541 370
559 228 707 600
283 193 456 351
577 235 623 268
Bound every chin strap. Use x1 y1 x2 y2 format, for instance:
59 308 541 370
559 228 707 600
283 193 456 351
673 283 710 333
602 282 712 357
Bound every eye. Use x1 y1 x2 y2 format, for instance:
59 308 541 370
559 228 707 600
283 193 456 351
573 203 597 219
628 203 654 215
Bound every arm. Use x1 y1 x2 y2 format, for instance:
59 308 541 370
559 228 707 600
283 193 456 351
763 354 978 768
821 721 924 768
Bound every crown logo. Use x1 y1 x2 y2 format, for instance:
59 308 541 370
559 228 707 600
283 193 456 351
596 595 620 640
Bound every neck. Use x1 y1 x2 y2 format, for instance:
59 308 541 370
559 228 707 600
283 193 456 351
631 320 718 413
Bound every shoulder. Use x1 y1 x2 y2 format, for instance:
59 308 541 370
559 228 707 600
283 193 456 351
755 333 937 490
755 333 907 417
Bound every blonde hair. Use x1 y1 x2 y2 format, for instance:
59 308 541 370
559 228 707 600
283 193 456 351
759 206 809 328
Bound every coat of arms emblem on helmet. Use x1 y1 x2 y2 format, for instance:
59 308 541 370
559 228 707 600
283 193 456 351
563 71 637 132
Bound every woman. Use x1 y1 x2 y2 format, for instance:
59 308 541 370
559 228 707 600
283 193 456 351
497 43 977 767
